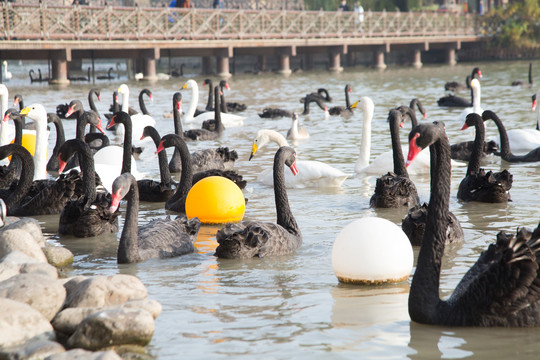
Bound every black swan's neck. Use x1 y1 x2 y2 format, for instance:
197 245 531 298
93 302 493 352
119 115 133 174
75 108 87 141
409 130 451 324
47 114 65 171
2 145 33 210
219 84 228 114
274 148 300 236
166 135 193 210
467 115 485 175
302 96 325 115
147 127 172 185
118 177 140 264
345 85 351 108
205 80 214 111
74 141 97 205
389 111 408 177
88 89 100 117
11 115 24 145
482 111 512 160
214 86 223 135
529 63 533 85
139 90 150 115
172 95 183 135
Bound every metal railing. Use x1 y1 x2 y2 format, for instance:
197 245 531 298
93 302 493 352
1 3 481 41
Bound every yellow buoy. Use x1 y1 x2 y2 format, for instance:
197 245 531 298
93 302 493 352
9 133 47 161
185 176 245 224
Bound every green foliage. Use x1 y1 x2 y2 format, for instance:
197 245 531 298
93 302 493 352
482 0 540 49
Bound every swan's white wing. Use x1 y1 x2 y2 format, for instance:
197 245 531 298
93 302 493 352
114 114 156 145
490 128 540 154
93 145 142 192
258 160 349 188
189 112 245 127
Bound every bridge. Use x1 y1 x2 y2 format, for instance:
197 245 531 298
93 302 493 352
0 3 483 83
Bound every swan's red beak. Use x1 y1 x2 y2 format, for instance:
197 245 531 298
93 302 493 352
2 113 9 123
460 123 469 130
423 112 427 119
406 133 421 168
478 70 482 78
533 98 537 111
176 99 182 111
13 98 19 107
399 122 405 128
149 94 154 102
109 188 122 213
155 140 165 154
97 94 101 101
289 156 299 176
58 158 67 173
224 83 230 90
95 118 105 134
107 116 117 130
65 105 76 118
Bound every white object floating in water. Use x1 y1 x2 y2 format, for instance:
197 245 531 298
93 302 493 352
332 217 413 284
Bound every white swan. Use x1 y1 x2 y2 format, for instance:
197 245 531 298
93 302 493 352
250 129 349 188
353 97 431 176
286 113 310 140
18 104 49 181
2 61 12 81
0 84 15 146
116 84 156 145
459 78 483 123
181 79 244 128
488 89 540 154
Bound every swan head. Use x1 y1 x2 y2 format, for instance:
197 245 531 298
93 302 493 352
13 94 22 107
406 122 443 167
219 80 230 90
109 173 134 213
470 78 480 90
355 96 374 114
532 93 538 111
250 129 289 160
107 111 130 130
182 79 198 90
118 84 129 95
281 146 299 176
0 84 8 97
19 104 47 123
65 100 83 118
291 112 298 122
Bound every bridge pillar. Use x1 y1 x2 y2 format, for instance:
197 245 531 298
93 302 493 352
446 48 457 66
328 47 343 72
412 48 422 69
373 48 387 70
216 56 231 78
277 54 292 75
141 48 159 81
49 50 71 85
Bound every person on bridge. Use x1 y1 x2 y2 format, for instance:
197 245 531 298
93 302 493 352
339 0 350 11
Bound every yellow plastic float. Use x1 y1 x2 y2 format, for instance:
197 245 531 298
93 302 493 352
9 133 47 160
185 176 245 224
332 217 413 285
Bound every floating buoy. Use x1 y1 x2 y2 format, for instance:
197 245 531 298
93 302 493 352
9 133 46 160
332 217 413 285
185 176 245 224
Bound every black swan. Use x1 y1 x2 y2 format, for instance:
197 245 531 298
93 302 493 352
258 107 293 119
401 121 464 246
13 94 24 111
482 110 540 163
215 146 302 259
183 86 224 141
219 80 247 113
301 94 329 115
457 113 513 203
444 67 481 92
438 68 481 108
328 84 354 117
369 110 419 208
407 121 540 327
97 67 115 80
29 69 48 83
68 67 91 82
58 139 118 238
109 173 201 264
300 88 332 103
104 90 120 124
137 88 153 115
0 144 79 216
396 98 426 125
46 113 66 173
511 63 533 87
450 139 499 162
137 126 176 202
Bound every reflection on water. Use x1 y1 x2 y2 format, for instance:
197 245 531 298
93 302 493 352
4 59 540 358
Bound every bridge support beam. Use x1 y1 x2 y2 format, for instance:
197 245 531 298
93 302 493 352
328 46 344 72
140 48 159 81
216 56 231 77
276 47 295 75
412 48 422 69
446 48 457 66
49 50 71 85
373 48 387 70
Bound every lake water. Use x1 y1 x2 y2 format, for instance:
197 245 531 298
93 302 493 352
3 58 540 359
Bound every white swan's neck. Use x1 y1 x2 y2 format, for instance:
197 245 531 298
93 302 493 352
27 106 48 181
290 119 299 139
0 85 9 146
472 80 482 113
119 85 129 113
536 90 540 129
355 98 373 172
184 80 199 123
260 129 289 149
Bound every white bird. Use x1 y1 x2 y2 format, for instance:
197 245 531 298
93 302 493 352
116 84 156 145
459 78 483 123
353 96 432 176
250 129 349 188
286 112 310 140
18 104 49 181
488 88 540 154
0 84 12 146
181 79 244 128
2 61 12 81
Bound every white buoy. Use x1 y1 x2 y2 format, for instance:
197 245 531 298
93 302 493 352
332 217 413 284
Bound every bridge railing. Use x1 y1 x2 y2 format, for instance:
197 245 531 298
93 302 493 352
1 3 481 41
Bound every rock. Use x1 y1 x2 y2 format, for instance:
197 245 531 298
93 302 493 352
0 251 58 282
0 273 66 321
0 298 55 347
45 348 121 360
0 340 65 360
52 299 162 335
1 217 45 246
0 228 47 262
42 246 74 268
67 308 155 350
64 275 148 309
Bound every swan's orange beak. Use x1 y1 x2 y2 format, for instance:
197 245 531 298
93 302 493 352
249 142 258 161
65 105 76 118
289 156 299 176
107 116 117 130
95 118 105 134
406 133 421 168
460 123 469 130
399 122 405 128
58 158 67 173
109 188 122 213
423 112 427 119
533 98 537 111
155 140 165 155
